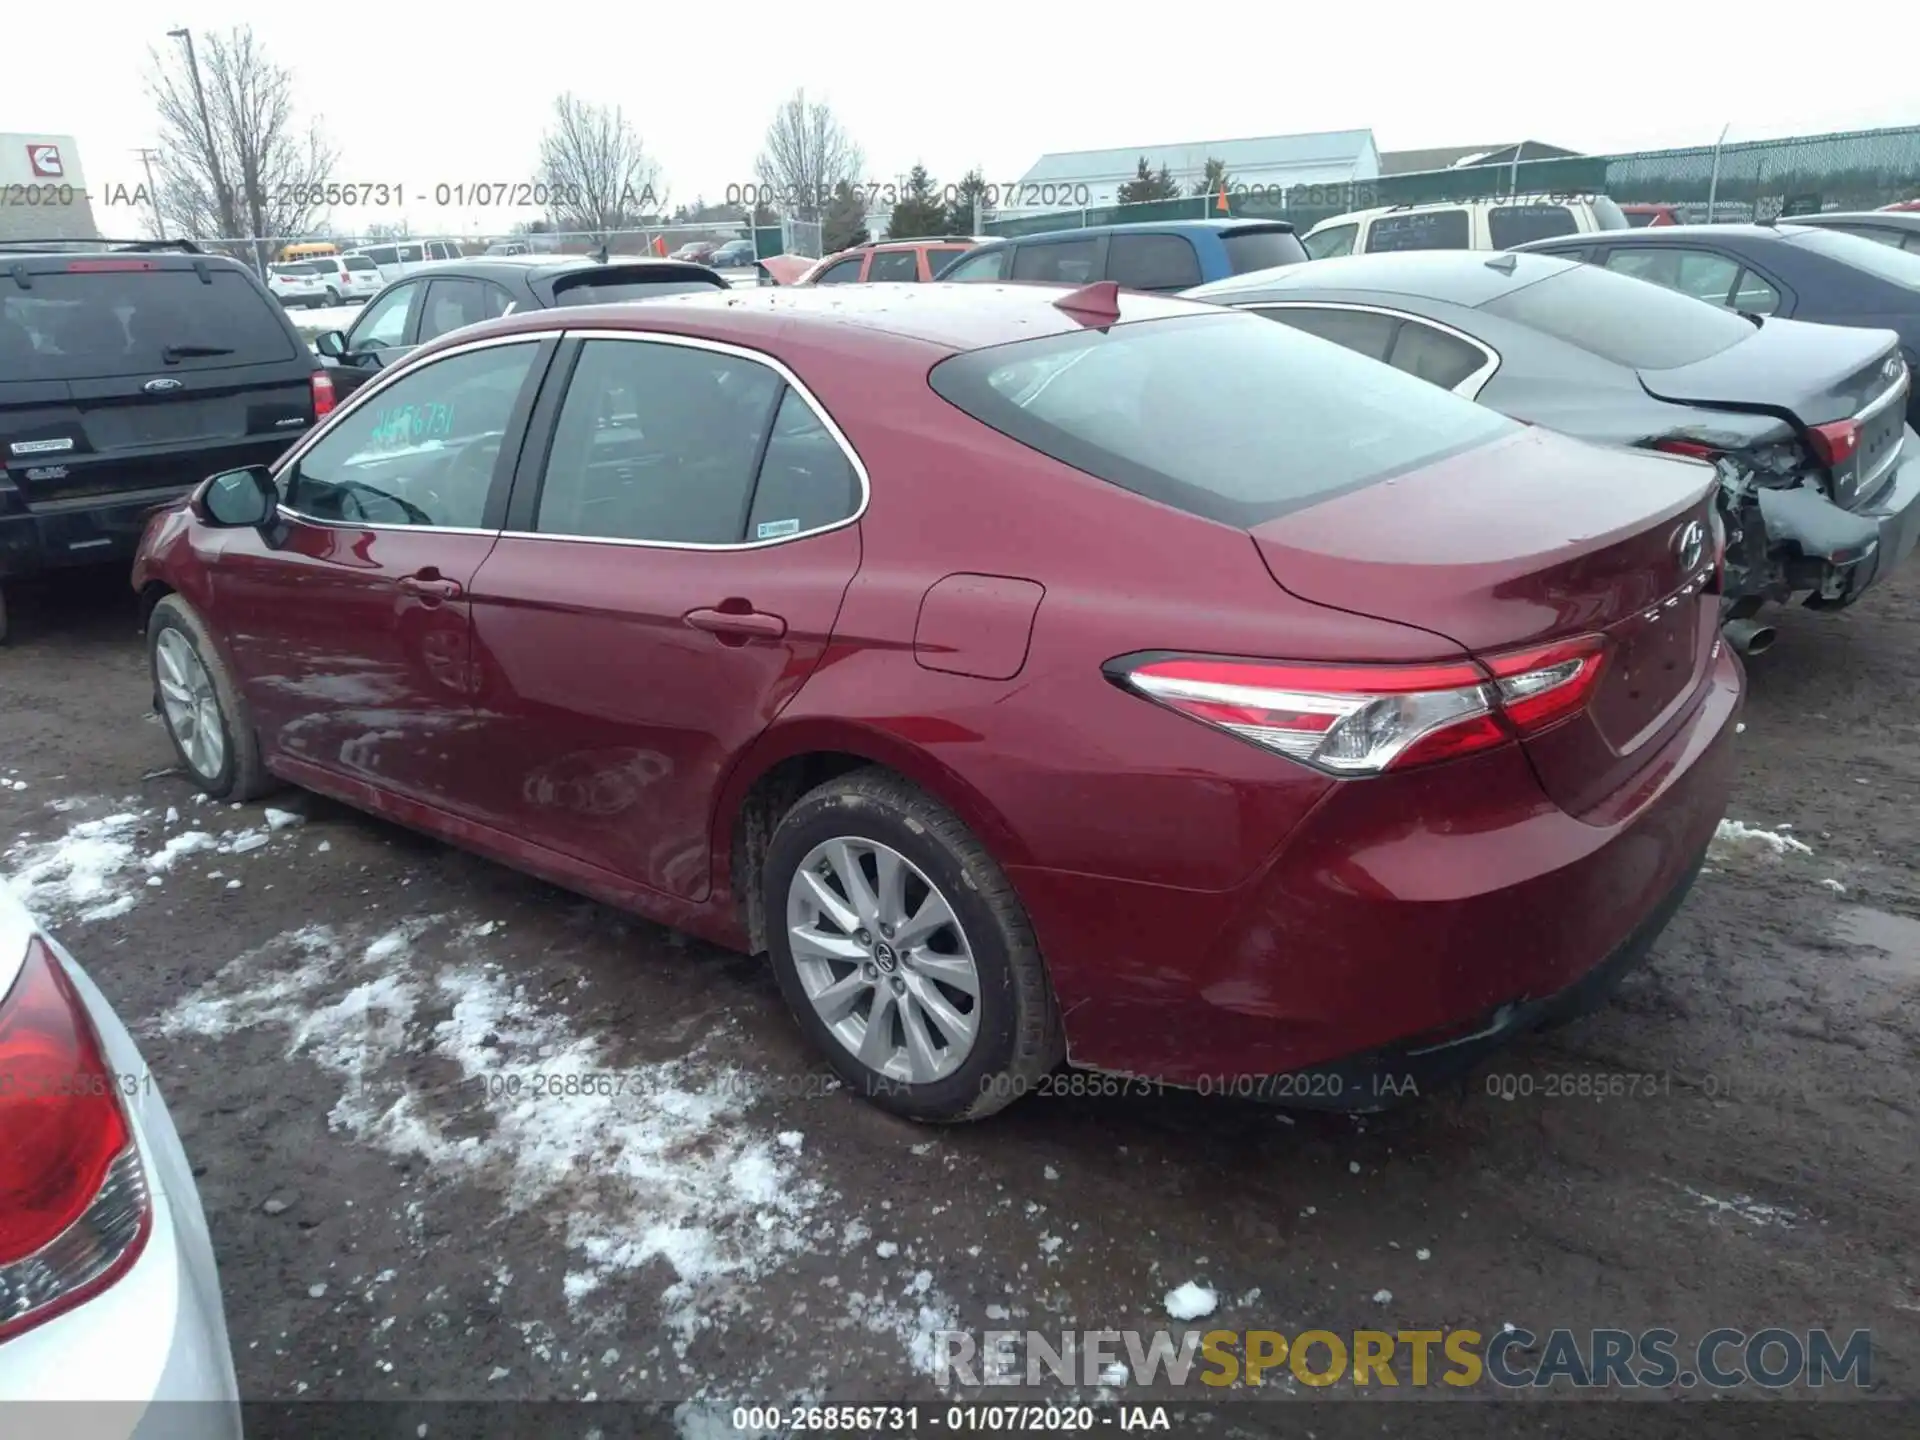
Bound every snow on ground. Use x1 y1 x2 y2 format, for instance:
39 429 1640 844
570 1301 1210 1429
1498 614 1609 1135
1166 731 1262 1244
1164 1281 1217 1320
289 305 364 338
150 913 960 1387
1710 817 1814 859
2 797 308 923
1678 1185 1799 1229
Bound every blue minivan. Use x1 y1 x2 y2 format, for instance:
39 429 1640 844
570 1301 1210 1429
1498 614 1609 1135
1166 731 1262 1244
931 219 1307 291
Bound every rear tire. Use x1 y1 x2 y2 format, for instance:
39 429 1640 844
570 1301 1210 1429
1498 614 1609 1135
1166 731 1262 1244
324 287 340 306
764 768 1062 1122
147 595 274 801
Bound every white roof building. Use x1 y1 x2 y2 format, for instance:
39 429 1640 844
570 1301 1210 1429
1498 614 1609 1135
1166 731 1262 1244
1009 130 1380 215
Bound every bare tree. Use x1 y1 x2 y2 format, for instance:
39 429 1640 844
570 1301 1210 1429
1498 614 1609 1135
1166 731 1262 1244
538 94 665 242
754 90 863 222
146 27 335 268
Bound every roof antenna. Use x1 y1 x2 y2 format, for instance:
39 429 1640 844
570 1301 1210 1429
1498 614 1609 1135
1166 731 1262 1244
1052 279 1122 327
1484 252 1519 274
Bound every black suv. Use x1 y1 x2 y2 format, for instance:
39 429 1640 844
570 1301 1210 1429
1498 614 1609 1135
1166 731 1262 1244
1 239 328 641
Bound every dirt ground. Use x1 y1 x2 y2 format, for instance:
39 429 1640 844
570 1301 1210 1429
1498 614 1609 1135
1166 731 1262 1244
1 561 1915 1429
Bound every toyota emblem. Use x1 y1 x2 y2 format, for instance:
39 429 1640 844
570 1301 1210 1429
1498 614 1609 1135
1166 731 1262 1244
143 377 185 394
1674 518 1706 573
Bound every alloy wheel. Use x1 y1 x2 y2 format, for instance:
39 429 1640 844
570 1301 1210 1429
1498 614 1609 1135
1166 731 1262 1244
786 837 981 1084
155 629 226 780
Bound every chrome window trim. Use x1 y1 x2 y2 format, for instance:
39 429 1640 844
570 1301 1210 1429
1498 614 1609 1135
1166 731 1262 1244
1232 300 1504 400
494 327 870 553
273 331 547 531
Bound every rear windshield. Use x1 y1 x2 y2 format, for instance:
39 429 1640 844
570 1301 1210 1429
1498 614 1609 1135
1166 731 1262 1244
1481 263 1754 370
1784 226 1920 291
270 262 316 276
928 312 1516 528
549 274 728 306
0 268 298 380
1222 227 1308 275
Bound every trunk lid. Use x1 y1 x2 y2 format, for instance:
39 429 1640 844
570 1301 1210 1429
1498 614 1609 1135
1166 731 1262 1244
1639 317 1907 509
1250 426 1722 817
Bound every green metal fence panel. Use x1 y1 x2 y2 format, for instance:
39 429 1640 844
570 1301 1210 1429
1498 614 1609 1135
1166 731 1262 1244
979 125 1920 241
752 226 784 259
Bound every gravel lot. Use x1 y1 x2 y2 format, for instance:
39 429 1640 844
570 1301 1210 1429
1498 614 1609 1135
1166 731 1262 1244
1 563 1916 1422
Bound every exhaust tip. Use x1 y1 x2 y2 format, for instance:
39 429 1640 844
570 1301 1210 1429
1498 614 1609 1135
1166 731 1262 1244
1723 619 1777 657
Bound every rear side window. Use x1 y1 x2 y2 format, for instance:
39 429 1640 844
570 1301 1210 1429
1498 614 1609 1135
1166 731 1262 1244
1487 204 1579 248
1366 210 1470 252
747 387 862 540
1221 227 1308 275
1011 239 1100 283
1388 321 1489 390
396 245 425 263
1254 306 1398 361
929 312 1516 528
345 256 379 272
1482 263 1755 369
0 269 297 380
927 247 970 276
365 247 398 266
1107 234 1203 291
868 250 921 282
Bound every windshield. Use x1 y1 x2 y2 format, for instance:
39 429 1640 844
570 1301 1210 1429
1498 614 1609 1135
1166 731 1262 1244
0 269 298 379
1784 226 1920 291
929 312 1515 528
1481 262 1756 369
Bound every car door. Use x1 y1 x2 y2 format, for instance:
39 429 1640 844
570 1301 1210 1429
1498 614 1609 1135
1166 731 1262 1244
330 280 425 399
463 332 865 900
210 336 554 809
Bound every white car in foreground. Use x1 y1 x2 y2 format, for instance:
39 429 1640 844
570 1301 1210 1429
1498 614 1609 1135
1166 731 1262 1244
0 884 240 1436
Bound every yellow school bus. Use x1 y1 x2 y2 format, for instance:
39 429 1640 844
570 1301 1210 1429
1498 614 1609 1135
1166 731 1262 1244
278 241 340 262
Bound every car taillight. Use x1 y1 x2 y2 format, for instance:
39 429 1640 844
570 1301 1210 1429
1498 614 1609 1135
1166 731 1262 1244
1111 637 1607 776
0 935 151 1343
311 370 336 418
1652 438 1716 461
1807 419 1859 469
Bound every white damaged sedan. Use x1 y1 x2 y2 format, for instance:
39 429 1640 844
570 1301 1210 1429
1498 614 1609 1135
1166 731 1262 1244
0 884 240 1437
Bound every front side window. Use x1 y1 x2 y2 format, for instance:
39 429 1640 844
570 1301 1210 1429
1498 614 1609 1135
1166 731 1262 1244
1107 234 1203 291
941 247 1010 281
931 312 1516 528
926 247 970 277
1303 224 1357 260
533 339 787 545
868 250 920 282
1010 238 1100 284
285 343 539 528
420 278 499 342
348 283 421 351
813 257 865 285
1365 209 1470 252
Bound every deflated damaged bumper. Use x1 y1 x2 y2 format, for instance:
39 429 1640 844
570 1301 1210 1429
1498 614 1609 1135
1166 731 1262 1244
1755 429 1920 608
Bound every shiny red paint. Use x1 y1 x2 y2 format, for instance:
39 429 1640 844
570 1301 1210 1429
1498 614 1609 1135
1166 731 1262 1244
795 238 982 285
133 284 1743 1086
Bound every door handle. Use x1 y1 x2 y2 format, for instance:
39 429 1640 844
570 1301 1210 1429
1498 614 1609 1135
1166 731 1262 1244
399 572 463 601
683 606 787 640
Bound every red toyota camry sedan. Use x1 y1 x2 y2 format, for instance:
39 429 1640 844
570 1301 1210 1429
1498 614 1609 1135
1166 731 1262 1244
131 281 1742 1122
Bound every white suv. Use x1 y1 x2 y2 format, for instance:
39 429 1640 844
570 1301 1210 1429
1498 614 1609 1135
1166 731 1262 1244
1302 195 1630 260
299 253 383 305
346 238 464 280
265 262 329 308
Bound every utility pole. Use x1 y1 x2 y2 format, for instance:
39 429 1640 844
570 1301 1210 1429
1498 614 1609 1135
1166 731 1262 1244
132 148 162 238
167 27 242 259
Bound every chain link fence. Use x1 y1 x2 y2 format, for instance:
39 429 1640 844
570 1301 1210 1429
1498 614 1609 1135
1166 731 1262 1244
979 124 1920 239
191 222 770 276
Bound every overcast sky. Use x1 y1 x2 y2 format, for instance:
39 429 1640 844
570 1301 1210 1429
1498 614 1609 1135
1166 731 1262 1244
10 3 1918 236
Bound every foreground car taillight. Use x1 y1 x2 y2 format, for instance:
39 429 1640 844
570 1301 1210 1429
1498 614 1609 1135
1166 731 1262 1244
1110 637 1607 776
311 369 336 418
1807 419 1859 469
0 936 151 1344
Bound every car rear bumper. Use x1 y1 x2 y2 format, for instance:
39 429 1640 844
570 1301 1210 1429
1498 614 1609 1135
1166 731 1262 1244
1847 435 1920 597
0 946 241 1435
1011 642 1744 1088
0 487 197 578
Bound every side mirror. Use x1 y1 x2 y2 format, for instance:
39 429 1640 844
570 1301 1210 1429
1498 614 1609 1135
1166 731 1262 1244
314 330 348 359
191 465 278 529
